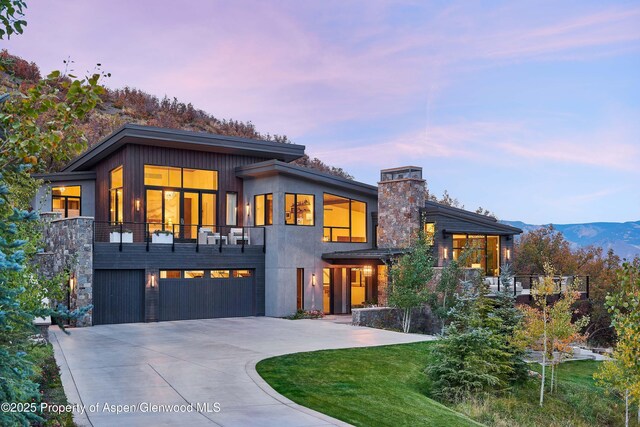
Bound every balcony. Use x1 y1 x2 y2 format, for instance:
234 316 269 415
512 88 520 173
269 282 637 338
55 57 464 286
94 222 266 253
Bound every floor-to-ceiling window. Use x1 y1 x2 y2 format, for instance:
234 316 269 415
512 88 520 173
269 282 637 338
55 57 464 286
143 165 217 238
109 166 123 224
452 234 500 276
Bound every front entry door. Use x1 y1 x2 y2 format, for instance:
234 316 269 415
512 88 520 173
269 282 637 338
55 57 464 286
297 268 304 310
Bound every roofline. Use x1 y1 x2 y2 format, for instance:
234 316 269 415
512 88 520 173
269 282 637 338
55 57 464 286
32 171 97 182
422 201 523 234
236 160 378 197
62 124 306 172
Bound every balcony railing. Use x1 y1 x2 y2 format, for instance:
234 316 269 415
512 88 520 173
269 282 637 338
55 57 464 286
485 275 590 299
94 222 266 253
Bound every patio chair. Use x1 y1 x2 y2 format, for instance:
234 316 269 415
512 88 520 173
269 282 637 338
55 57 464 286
228 228 249 245
198 227 212 245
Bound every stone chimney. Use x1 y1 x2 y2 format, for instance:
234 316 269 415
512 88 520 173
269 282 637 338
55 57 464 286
377 166 426 248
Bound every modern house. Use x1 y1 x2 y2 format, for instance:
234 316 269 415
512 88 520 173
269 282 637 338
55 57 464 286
33 124 522 326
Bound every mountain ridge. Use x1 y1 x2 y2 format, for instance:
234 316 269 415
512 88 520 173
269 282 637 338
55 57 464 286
501 219 640 260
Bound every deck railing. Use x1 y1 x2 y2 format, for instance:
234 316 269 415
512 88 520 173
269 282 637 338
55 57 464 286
486 275 590 299
94 222 266 253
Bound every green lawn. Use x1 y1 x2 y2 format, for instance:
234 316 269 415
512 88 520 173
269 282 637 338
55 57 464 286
256 342 631 427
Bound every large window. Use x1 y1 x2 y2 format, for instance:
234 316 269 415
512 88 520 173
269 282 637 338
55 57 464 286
323 193 367 242
52 186 81 218
452 234 500 277
226 192 237 226
143 165 218 236
285 194 314 226
110 166 123 223
254 194 273 226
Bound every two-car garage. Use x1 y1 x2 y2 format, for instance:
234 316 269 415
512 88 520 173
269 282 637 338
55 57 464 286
92 268 258 325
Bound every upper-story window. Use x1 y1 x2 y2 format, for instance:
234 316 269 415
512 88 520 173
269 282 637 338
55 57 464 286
254 194 273 226
285 193 314 226
143 165 218 237
110 166 123 223
52 186 81 218
323 193 366 242
226 192 238 226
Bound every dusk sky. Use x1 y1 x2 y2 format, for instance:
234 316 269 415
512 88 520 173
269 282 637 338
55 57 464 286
4 1 639 224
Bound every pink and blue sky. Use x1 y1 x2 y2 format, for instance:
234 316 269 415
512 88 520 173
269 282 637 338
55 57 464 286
4 0 639 224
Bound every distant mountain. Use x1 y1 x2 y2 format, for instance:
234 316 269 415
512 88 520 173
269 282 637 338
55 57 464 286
501 220 640 260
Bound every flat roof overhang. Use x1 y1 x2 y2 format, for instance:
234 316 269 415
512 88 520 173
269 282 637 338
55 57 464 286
237 160 378 198
63 124 306 172
322 248 407 265
32 171 97 181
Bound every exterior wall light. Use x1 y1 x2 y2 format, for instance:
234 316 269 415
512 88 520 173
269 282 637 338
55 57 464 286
443 247 448 260
135 198 141 212
150 274 156 288
69 275 75 292
506 248 511 261
312 273 316 286
363 265 373 277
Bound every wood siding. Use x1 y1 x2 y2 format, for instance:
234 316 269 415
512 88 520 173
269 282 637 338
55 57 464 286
93 144 266 225
159 276 256 321
93 269 145 325
93 243 266 316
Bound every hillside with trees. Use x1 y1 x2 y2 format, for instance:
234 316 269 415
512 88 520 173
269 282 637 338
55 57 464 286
0 49 353 178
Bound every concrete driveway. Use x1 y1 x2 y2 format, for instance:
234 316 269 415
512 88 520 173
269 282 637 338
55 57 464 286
51 317 434 427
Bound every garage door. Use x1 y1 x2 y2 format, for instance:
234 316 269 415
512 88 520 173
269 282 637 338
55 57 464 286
93 270 145 325
159 272 255 321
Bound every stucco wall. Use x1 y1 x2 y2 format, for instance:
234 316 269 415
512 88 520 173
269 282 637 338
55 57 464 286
33 179 96 218
242 174 378 317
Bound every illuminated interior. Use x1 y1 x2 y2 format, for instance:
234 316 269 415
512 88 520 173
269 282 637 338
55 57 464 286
323 268 331 314
323 193 367 242
109 166 123 223
285 193 314 226
211 270 230 278
52 185 81 218
423 222 435 244
254 194 273 226
143 165 218 236
350 268 366 306
452 234 500 276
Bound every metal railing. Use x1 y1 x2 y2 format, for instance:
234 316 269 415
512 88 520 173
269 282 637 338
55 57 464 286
487 275 590 299
94 222 266 253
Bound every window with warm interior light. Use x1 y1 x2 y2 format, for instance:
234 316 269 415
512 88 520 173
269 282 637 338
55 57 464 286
423 222 435 245
452 234 500 277
254 194 273 226
323 193 367 242
52 186 81 218
233 270 252 278
109 166 123 223
143 165 218 237
160 270 181 279
285 193 314 226
184 270 205 279
211 270 230 278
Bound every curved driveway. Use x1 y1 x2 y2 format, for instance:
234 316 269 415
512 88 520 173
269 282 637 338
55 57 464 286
51 317 434 427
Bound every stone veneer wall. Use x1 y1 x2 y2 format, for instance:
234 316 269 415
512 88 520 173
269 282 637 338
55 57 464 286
377 177 426 249
36 213 94 327
352 306 442 335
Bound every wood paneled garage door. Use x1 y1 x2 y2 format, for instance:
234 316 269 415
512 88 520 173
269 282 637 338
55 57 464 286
93 269 145 325
159 271 256 321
